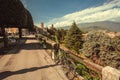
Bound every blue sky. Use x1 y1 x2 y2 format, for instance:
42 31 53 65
21 0 120 27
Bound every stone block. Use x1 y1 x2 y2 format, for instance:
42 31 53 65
102 66 120 80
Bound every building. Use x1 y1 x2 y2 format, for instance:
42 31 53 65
40 22 44 29
6 28 18 34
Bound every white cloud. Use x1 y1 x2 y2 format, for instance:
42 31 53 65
46 0 120 27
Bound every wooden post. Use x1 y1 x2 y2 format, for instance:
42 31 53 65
1 27 8 47
19 27 22 38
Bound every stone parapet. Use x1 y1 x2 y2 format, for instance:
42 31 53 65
102 66 120 80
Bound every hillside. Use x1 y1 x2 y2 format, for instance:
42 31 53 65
59 21 120 32
78 21 120 32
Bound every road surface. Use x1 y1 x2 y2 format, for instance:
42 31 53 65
0 36 68 80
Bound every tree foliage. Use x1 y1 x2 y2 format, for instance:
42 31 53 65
55 28 67 43
64 22 83 53
26 10 33 31
0 0 27 27
81 30 120 70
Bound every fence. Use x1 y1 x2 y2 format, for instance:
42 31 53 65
46 38 120 80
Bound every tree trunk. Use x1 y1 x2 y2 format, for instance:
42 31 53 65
19 28 22 38
1 27 8 47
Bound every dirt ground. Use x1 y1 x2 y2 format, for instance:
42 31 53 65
0 35 68 80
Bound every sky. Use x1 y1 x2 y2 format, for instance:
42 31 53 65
21 0 120 27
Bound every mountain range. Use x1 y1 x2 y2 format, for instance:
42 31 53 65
59 21 120 32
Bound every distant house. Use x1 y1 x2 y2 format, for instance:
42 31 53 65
6 28 18 34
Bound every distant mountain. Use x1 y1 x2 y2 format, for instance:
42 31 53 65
59 21 120 32
78 21 120 32
58 26 70 30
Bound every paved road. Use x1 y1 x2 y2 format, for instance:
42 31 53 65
0 36 68 80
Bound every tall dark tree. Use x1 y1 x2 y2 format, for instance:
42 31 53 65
55 28 67 43
55 29 61 43
0 0 27 27
60 28 67 41
26 10 34 32
0 0 27 46
64 22 83 53
47 25 57 40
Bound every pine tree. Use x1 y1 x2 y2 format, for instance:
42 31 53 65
64 22 83 53
55 29 67 43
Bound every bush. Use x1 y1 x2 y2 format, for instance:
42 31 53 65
81 30 120 69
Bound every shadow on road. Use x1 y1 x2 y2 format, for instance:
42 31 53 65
0 38 27 55
20 43 52 50
22 37 36 40
0 37 52 55
0 64 59 80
